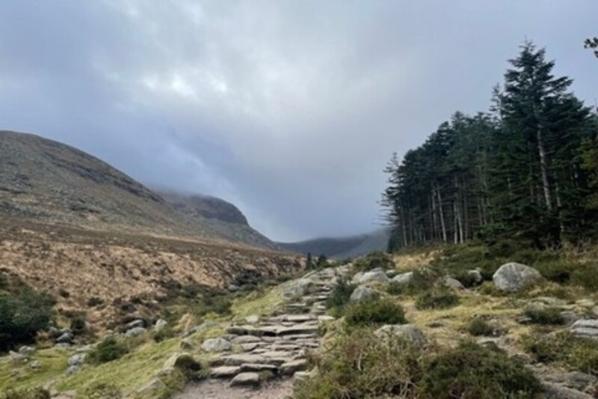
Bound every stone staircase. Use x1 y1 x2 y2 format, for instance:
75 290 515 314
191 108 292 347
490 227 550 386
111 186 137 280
204 267 346 388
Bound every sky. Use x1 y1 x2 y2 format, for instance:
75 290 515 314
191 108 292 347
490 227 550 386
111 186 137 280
1 1 597 241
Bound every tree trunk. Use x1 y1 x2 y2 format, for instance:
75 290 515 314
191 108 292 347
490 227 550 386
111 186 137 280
436 185 448 242
537 128 553 211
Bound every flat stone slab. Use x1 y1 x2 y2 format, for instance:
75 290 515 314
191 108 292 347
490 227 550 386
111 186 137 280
230 372 261 387
211 366 241 378
240 363 279 372
280 359 308 375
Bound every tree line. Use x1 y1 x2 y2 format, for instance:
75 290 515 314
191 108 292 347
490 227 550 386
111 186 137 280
383 42 598 250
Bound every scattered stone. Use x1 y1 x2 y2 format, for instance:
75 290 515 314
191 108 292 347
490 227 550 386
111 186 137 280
542 382 594 399
374 324 427 348
56 332 73 344
29 360 42 370
18 346 35 356
125 319 145 330
570 319 598 339
68 353 86 367
443 276 465 290
492 262 543 292
154 319 167 331
392 271 414 285
230 372 261 387
350 285 379 302
245 314 260 324
202 337 232 352
125 326 147 337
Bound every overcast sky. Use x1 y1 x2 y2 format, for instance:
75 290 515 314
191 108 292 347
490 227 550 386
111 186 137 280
1 1 596 241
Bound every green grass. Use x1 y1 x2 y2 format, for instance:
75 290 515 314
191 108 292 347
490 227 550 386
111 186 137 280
0 347 68 393
522 332 598 375
415 288 459 310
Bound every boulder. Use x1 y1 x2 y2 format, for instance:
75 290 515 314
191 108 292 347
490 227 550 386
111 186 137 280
492 262 542 292
230 372 261 387
352 268 389 285
570 319 598 339
392 272 414 286
349 285 379 302
374 324 427 348
201 337 232 352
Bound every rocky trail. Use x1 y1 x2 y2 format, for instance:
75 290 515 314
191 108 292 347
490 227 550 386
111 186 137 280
175 266 349 399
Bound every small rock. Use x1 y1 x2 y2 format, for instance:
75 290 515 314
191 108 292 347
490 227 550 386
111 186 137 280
125 326 147 337
56 332 73 344
18 346 35 356
392 271 414 286
29 360 42 370
374 324 427 348
245 314 260 324
570 319 598 339
492 262 543 292
230 372 261 387
125 319 145 330
201 337 232 352
349 285 379 302
154 319 167 331
68 353 86 367
9 351 27 362
443 276 465 290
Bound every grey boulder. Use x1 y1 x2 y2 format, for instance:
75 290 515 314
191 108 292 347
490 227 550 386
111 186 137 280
492 262 542 292
349 285 379 302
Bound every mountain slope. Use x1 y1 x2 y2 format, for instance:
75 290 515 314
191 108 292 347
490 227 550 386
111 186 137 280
0 130 274 248
159 191 275 249
278 228 391 259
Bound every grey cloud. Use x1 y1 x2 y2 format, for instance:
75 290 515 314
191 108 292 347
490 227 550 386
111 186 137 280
1 0 597 240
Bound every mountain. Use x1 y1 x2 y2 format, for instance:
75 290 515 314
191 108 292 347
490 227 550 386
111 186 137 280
278 228 391 259
0 130 275 249
158 191 274 249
